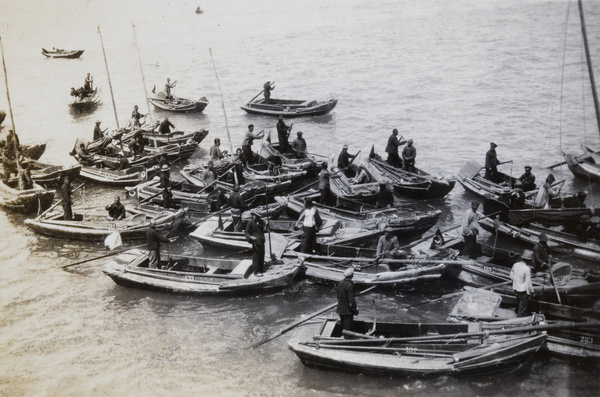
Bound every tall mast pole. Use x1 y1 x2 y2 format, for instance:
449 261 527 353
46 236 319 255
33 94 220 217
209 48 233 153
132 23 151 115
97 25 120 129
578 0 600 136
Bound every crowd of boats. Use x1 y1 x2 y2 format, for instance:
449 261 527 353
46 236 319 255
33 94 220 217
0 40 598 378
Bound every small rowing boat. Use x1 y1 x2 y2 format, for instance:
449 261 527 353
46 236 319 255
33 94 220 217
0 179 55 213
41 48 84 59
241 96 337 118
148 93 208 113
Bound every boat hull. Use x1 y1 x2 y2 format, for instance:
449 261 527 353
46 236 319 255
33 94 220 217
241 98 337 118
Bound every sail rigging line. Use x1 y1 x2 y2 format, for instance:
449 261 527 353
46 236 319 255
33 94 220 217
97 25 120 129
132 22 151 116
578 0 600 136
209 48 233 154
0 35 23 188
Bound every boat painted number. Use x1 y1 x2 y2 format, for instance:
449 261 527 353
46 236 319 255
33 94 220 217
185 275 195 280
108 223 116 230
580 336 594 345
404 347 418 353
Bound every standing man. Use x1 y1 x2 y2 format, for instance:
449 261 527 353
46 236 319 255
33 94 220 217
159 164 171 189
245 212 266 275
263 81 274 103
338 145 358 177
131 105 145 129
295 197 323 254
93 120 106 141
276 115 292 153
159 118 175 135
241 124 264 166
401 139 417 173
318 162 339 205
147 220 170 269
291 131 308 159
532 233 551 273
209 138 224 162
485 142 501 182
164 78 177 99
61 176 73 221
518 166 536 192
385 128 405 168
201 161 217 189
336 268 358 334
84 73 93 93
510 256 534 317
535 174 559 209
229 185 247 232
461 202 480 259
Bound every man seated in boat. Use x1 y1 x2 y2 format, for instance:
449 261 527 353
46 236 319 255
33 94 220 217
229 185 247 232
338 145 358 178
560 191 587 208
105 196 126 221
291 131 308 159
207 187 227 212
508 182 526 210
374 227 408 271
158 118 175 135
532 233 550 273
517 166 536 192
74 143 95 166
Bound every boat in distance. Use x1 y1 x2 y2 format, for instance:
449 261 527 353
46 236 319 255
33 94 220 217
241 97 338 118
41 48 84 59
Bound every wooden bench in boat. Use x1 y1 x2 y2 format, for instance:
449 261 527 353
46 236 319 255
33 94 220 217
230 259 254 278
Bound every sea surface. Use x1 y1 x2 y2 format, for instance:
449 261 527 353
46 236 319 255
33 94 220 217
0 0 599 396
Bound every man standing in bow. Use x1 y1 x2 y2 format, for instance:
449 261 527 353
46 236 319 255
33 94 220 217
336 268 358 335
229 185 247 232
147 220 171 269
533 233 551 273
276 115 292 153
245 212 266 275
485 142 501 182
241 124 264 166
461 202 480 259
402 139 417 173
61 176 73 221
510 255 534 317
385 128 405 168
295 197 323 254
263 81 274 103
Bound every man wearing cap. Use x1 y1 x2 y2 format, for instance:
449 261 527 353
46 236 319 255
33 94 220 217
518 166 536 192
401 139 417 173
485 142 501 183
338 145 358 177
375 227 407 271
336 268 358 334
241 124 264 166
461 202 480 259
105 196 126 221
385 128 405 168
291 131 308 159
159 164 171 189
18 161 33 190
295 198 323 254
229 185 247 232
276 115 292 153
207 187 227 212
263 81 274 104
147 220 171 269
209 138 224 162
533 233 550 272
131 105 146 129
61 176 73 221
509 182 526 210
93 120 106 141
245 212 266 275
510 255 534 317
318 162 339 205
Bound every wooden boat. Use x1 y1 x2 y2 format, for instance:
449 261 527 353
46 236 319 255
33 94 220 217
444 258 600 307
563 147 600 183
288 315 546 377
298 253 447 288
78 164 159 186
366 155 456 200
328 159 380 210
259 141 324 176
131 127 208 147
277 190 441 239
24 204 187 241
148 89 208 112
449 289 600 359
483 197 592 227
456 161 519 200
69 87 101 111
102 249 302 295
241 96 337 118
41 48 84 59
0 143 46 161
22 160 81 186
0 179 55 213
478 217 600 261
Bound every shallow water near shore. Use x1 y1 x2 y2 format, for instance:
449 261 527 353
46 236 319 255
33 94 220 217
1 0 600 396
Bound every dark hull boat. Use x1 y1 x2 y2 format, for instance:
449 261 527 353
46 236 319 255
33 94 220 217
0 180 55 213
366 157 456 200
41 48 84 58
259 141 323 176
288 316 546 377
241 97 337 118
25 160 81 186
483 197 592 227
69 88 101 111
102 249 301 295
563 148 600 183
149 93 208 113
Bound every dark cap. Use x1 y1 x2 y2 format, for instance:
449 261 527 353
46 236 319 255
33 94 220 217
524 166 532 170
490 142 497 148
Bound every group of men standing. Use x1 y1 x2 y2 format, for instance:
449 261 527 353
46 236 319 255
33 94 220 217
384 128 416 172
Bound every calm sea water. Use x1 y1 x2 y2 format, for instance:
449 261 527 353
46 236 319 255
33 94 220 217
1 0 599 396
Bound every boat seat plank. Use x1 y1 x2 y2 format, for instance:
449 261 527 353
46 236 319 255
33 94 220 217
230 259 254 278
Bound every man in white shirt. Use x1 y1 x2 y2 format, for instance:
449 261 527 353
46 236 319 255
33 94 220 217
510 257 534 317
295 198 322 254
461 202 480 259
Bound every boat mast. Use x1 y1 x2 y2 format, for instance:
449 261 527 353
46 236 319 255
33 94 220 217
132 23 151 116
209 48 233 153
0 35 23 187
97 25 120 129
578 0 600 136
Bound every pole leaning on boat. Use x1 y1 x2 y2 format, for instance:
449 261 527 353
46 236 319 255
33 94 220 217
209 48 233 154
97 25 120 129
132 22 151 115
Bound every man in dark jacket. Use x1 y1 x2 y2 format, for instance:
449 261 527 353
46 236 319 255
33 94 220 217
533 233 550 273
385 128 405 168
105 196 126 220
229 185 247 232
147 220 170 269
245 212 266 275
485 142 501 182
61 176 73 221
336 268 358 335
276 115 292 153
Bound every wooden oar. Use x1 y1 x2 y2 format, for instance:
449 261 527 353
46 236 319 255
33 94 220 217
249 285 376 349
547 256 562 304
547 149 599 169
405 280 513 309
38 183 85 218
61 243 146 269
398 224 461 250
